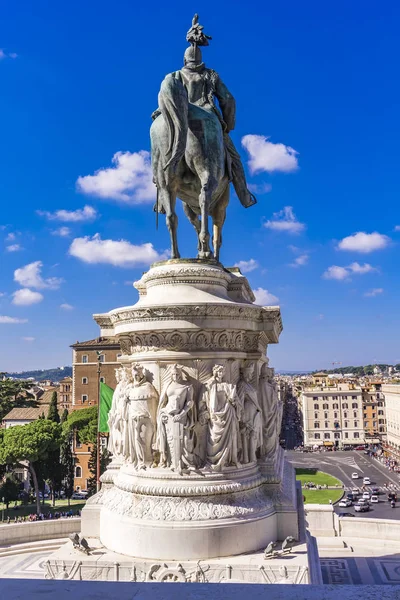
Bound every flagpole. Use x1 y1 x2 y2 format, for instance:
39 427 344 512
96 351 103 493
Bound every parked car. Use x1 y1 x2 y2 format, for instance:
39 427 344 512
370 495 379 503
338 512 354 518
351 472 360 479
363 477 371 485
339 498 352 508
71 492 87 500
354 504 370 512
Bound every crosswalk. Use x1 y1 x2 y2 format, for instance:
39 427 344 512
343 484 399 494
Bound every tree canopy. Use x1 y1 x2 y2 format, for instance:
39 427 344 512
63 406 97 444
0 375 38 421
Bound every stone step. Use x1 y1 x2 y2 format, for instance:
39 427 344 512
0 538 67 557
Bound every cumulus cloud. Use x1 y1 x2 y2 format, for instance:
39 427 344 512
6 244 22 252
234 259 259 273
37 205 97 223
364 288 384 297
337 231 390 253
14 261 63 290
323 262 377 281
51 227 71 237
76 151 156 204
69 234 166 267
289 253 309 268
60 303 74 310
12 288 44 306
0 49 17 60
22 336 35 342
253 288 279 305
6 232 16 241
264 206 305 234
242 135 299 174
0 315 28 324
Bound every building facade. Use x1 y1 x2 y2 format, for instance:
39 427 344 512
301 383 364 448
382 384 400 462
59 376 72 412
361 382 386 444
70 337 120 491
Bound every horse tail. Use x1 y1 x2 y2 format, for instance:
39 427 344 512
158 73 188 172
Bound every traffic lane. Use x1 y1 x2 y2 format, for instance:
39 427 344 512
335 497 400 520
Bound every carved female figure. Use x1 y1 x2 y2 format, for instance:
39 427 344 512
155 364 195 473
107 366 130 456
258 362 280 460
201 364 241 471
122 363 159 469
237 363 262 464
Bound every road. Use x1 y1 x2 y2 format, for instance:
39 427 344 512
286 450 400 520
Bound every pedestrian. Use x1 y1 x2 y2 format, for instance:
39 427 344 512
329 499 332 505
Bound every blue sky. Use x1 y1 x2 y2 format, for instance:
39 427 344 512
1 1 400 372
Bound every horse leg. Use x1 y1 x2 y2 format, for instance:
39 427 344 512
183 203 201 253
211 185 229 262
159 187 180 259
197 174 214 259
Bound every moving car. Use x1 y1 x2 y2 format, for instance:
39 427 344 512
363 477 371 485
371 487 380 495
357 498 369 506
355 445 366 451
354 504 370 512
370 495 379 503
346 493 357 502
362 491 371 500
71 492 88 500
352 488 360 495
339 498 352 508
351 472 360 479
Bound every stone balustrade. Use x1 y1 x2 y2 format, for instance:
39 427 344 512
0 518 81 546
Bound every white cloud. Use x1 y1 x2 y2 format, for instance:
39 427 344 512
323 262 377 281
289 253 309 267
234 259 259 273
0 315 28 324
12 288 44 306
22 336 35 342
0 49 17 60
6 244 22 252
242 135 299 174
60 303 74 310
6 232 16 241
395 225 400 232
14 261 63 290
69 234 166 267
51 227 71 237
37 205 97 223
253 287 279 305
337 231 390 254
364 288 384 297
76 151 156 204
247 182 272 195
264 206 305 234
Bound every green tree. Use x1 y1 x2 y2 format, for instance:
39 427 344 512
87 443 110 496
63 406 97 444
0 474 20 509
0 375 37 421
60 433 74 506
60 408 69 424
0 420 62 515
47 391 60 423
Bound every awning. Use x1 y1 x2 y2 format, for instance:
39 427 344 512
323 441 334 446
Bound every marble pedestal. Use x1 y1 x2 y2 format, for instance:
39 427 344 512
79 260 299 563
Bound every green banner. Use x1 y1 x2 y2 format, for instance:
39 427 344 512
98 382 114 433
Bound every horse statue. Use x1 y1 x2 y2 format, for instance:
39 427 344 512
150 15 256 261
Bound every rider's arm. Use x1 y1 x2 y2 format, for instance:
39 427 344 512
214 77 236 132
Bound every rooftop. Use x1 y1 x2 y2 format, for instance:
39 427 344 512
71 337 120 349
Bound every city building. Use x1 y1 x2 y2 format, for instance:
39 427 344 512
300 383 364 448
59 376 72 412
311 372 330 387
382 384 400 462
70 337 120 491
361 382 386 444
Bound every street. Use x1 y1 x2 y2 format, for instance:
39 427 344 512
286 450 400 520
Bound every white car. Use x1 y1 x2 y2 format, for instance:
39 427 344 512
352 487 360 495
358 498 369 506
351 472 360 479
363 477 371 485
370 495 379 503
362 491 371 500
339 498 352 508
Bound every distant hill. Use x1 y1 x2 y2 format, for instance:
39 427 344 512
3 366 72 382
313 364 400 376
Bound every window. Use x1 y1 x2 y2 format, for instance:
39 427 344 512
378 402 383 407
82 355 88 363
324 412 328 419
364 421 368 427
325 421 329 428
323 403 329 410
100 377 105 383
314 413 318 419
334 432 340 439
82 394 88 403
313 396 318 401
314 422 320 429
344 421 348 428
342 396 348 400
333 403 339 409
342 403 348 409
352 403 358 408
324 433 331 439
334 412 338 419
372 413 376 418
75 466 82 478
100 437 107 449
354 421 358 427
344 412 348 418
378 410 384 415
352 396 357 400
82 377 88 384
332 396 337 400
314 433 321 439
373 421 377 427
354 432 360 438
99 354 105 362
379 419 384 424
314 404 319 410
344 432 349 439
353 411 357 418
